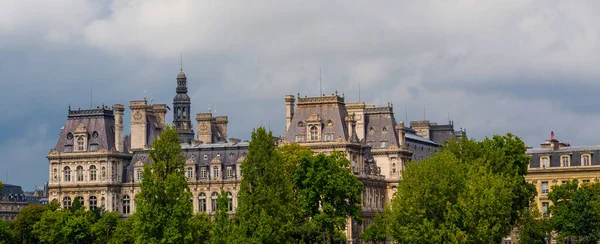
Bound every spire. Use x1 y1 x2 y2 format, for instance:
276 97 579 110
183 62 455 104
180 53 183 72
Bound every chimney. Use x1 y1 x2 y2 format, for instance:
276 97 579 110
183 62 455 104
113 104 125 152
410 120 431 139
396 121 406 148
196 113 213 144
345 114 357 142
152 104 167 129
285 95 295 132
129 100 148 150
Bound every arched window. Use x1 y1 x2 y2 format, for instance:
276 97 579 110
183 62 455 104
122 195 130 214
63 197 71 209
76 166 84 181
89 165 97 181
89 196 97 210
64 166 71 182
310 125 319 141
211 192 218 212
182 108 187 118
227 192 233 211
198 193 207 212
77 137 85 151
177 108 182 117
187 167 193 179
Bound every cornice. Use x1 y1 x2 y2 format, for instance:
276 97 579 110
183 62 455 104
48 150 132 160
527 166 600 174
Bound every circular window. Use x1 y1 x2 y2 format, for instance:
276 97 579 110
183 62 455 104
297 121 305 127
66 133 74 140
326 119 334 127
382 126 388 134
92 131 99 138
368 127 375 135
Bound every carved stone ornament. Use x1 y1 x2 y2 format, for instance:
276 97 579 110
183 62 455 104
199 123 208 132
552 178 558 183
133 111 142 122
75 124 87 133
48 149 59 156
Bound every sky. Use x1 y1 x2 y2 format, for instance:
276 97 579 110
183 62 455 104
2 0 600 190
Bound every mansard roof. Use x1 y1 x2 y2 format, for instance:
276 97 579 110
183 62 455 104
363 106 399 147
283 95 351 142
54 107 116 152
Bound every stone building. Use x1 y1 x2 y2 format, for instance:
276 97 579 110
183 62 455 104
47 69 247 217
0 184 30 221
281 94 465 242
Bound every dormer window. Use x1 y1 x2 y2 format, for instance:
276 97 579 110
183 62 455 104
90 144 98 152
67 132 74 140
582 154 591 166
77 137 85 151
295 135 305 142
203 154 208 160
92 131 99 138
309 125 320 141
541 157 549 168
229 153 235 159
380 141 388 148
297 121 305 127
64 145 73 153
325 134 333 141
561 155 570 167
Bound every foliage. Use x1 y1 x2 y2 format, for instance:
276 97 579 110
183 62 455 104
210 190 231 244
70 197 84 213
278 143 313 179
189 213 211 244
33 209 72 243
91 211 120 244
360 206 391 243
294 151 363 243
516 205 551 244
0 220 15 244
0 181 3 191
132 125 195 243
549 180 600 244
389 134 536 243
234 127 297 243
109 216 135 244
14 204 46 243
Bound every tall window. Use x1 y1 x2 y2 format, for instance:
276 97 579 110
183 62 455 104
122 195 130 214
200 167 207 179
63 197 72 209
583 155 591 166
542 202 549 217
226 166 233 178
227 192 233 211
541 181 549 194
89 196 97 210
77 137 85 151
64 166 71 182
211 192 218 212
187 167 193 179
89 165 97 181
541 157 549 168
198 193 206 212
310 125 319 141
213 166 219 178
561 156 569 167
136 169 142 180
76 166 84 181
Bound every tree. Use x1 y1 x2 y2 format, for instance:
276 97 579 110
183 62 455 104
278 143 313 179
109 217 135 244
360 207 391 243
389 134 536 243
234 127 297 243
549 180 600 244
132 125 195 243
33 209 71 243
189 213 211 244
91 211 120 244
516 206 551 244
294 152 363 243
14 204 46 244
210 190 231 244
0 219 15 244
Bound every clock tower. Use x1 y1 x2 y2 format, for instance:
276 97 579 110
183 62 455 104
173 68 194 144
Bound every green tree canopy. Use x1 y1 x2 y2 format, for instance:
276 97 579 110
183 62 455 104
294 151 363 243
234 127 297 243
210 190 231 244
91 211 120 244
516 206 551 244
132 125 195 243
389 134 536 243
549 180 600 244
14 204 46 244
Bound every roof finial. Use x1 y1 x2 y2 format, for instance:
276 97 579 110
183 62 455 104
180 53 183 71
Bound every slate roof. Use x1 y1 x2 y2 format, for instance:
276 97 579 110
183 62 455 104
283 95 351 142
527 145 600 168
54 108 116 152
363 106 399 148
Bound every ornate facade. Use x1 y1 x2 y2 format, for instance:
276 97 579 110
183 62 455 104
47 69 247 217
0 184 29 221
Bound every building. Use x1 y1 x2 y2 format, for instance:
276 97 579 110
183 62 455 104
281 94 465 242
47 68 247 216
0 184 30 221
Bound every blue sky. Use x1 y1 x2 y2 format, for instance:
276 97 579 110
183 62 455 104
2 0 600 190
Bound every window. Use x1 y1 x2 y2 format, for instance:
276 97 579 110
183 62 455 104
89 196 97 210
211 192 218 212
90 144 98 152
504 240 511 244
542 202 549 217
63 197 72 209
229 153 235 159
583 179 590 183
92 131 99 138
67 132 74 140
297 121 305 127
213 166 219 178
226 166 233 178
64 166 71 182
203 154 208 160
561 156 569 167
122 195 130 214
562 181 567 185
200 167 207 179
64 145 72 153
295 135 305 142
541 157 549 168
187 167 193 179
310 125 319 141
77 137 85 151
136 169 142 180
198 193 207 212
89 165 97 181
583 155 591 166
380 141 388 148
541 181 549 194
227 192 233 211
76 166 84 181
325 134 333 141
